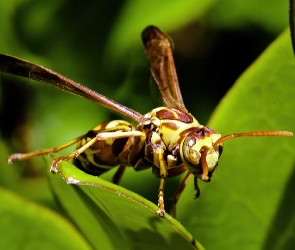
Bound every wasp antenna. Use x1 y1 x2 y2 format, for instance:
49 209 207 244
214 131 293 147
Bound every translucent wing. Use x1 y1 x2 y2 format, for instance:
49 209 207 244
149 76 166 108
0 54 144 123
142 26 187 112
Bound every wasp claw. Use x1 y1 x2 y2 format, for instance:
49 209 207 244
7 154 22 164
157 195 165 217
50 159 61 174
50 166 58 174
156 209 165 217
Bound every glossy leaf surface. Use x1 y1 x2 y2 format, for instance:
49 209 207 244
0 188 91 249
47 158 202 250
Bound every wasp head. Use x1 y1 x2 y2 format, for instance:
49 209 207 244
180 127 223 182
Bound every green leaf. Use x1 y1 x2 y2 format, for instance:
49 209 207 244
208 0 288 33
47 157 203 250
0 188 91 249
104 0 217 59
177 29 295 249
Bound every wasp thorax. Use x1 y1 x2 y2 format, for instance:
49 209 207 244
180 127 222 180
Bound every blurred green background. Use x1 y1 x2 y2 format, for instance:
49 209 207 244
0 0 292 249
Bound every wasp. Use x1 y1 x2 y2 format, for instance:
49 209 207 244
0 26 292 217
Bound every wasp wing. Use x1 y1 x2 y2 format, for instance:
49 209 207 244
149 76 166 108
142 26 187 112
0 54 144 123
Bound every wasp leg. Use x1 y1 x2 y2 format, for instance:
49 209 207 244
112 165 126 184
7 124 132 164
8 134 87 164
194 175 201 198
51 130 145 173
171 171 192 218
93 124 133 133
154 149 168 217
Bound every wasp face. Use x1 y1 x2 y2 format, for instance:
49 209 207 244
180 127 223 181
